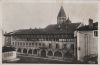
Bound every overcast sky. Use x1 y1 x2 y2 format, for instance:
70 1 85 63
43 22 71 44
2 0 99 32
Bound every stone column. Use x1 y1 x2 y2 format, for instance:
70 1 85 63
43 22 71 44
27 49 29 54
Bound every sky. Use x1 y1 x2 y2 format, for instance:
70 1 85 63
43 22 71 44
2 0 99 32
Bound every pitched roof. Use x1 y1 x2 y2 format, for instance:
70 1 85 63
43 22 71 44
76 22 98 31
4 32 12 36
57 6 66 17
10 23 80 35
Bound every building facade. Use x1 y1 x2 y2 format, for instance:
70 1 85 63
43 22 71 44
2 46 17 61
4 32 12 46
4 6 81 60
75 19 98 61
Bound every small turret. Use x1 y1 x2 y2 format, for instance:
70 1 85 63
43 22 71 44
66 17 71 24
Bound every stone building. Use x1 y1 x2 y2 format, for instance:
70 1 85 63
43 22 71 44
4 32 12 46
4 6 81 60
2 46 17 61
75 19 98 61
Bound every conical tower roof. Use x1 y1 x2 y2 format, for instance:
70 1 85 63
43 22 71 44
57 6 66 17
66 17 71 23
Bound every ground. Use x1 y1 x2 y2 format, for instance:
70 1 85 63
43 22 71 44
3 54 97 64
3 55 74 64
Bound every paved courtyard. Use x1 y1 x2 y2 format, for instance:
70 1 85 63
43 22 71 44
3 55 74 64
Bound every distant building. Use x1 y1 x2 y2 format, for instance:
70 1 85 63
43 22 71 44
4 32 12 46
2 46 17 61
75 19 98 61
4 6 81 60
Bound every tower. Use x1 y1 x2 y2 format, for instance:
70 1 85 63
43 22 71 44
57 6 66 24
66 17 71 24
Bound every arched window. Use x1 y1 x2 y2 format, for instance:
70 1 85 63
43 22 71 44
54 51 62 57
64 52 73 58
33 49 37 54
47 51 53 56
41 50 46 57
17 48 21 52
23 49 27 54
28 49 32 54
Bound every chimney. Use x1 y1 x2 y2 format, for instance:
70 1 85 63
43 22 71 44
89 18 93 29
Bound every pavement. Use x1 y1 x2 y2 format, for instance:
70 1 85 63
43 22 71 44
3 54 74 64
19 54 73 62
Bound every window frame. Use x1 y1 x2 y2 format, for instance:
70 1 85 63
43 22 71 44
94 30 98 37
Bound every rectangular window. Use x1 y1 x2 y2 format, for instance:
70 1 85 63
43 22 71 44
49 44 52 48
63 44 67 48
39 43 41 46
56 44 59 49
35 43 37 46
18 42 19 46
13 42 14 45
29 43 31 45
23 43 25 46
26 43 28 46
94 31 98 37
71 44 74 50
42 43 45 47
32 43 34 46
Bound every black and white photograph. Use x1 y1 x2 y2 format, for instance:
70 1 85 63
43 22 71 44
1 0 99 64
